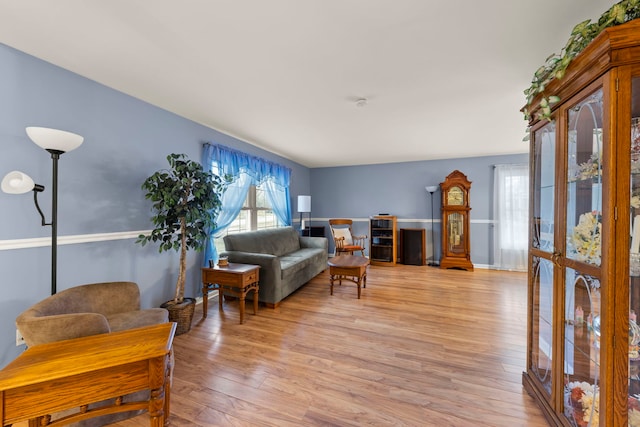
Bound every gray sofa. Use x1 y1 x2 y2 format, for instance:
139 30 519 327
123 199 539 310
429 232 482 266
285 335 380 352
222 226 328 307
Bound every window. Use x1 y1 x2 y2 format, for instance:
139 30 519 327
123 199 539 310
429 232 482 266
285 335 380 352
203 143 292 263
493 163 529 271
214 184 278 254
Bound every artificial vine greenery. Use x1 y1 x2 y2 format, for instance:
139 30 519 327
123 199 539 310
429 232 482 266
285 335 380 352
524 0 640 122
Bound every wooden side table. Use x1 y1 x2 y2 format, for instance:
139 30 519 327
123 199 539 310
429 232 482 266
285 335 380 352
201 263 260 324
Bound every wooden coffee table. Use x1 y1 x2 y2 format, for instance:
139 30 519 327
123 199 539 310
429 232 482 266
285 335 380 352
201 263 260 324
328 255 370 298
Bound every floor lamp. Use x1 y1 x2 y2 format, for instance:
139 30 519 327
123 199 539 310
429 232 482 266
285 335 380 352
425 186 439 267
297 195 311 233
1 127 84 295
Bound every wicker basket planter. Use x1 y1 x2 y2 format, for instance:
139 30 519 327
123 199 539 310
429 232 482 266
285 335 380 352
161 297 196 335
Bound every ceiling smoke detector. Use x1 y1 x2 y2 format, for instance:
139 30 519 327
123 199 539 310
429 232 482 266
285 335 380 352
355 98 368 107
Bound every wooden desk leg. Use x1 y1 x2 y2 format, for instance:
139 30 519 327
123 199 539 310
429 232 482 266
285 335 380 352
330 274 335 295
239 290 246 324
149 385 165 427
202 283 209 318
218 284 224 312
164 356 171 427
253 285 259 315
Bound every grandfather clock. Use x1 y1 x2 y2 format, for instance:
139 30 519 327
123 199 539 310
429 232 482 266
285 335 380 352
440 170 473 271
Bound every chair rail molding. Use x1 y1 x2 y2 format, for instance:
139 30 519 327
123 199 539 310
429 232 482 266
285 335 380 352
0 230 151 251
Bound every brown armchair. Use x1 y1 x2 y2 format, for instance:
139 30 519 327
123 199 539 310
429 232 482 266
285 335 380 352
15 281 171 427
329 218 367 257
16 281 169 347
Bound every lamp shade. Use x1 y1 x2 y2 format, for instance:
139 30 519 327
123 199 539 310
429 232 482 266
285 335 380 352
425 185 439 194
298 195 311 213
1 171 36 194
26 127 84 153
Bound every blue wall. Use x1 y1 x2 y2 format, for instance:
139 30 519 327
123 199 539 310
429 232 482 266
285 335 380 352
0 44 310 367
0 43 528 368
310 154 528 263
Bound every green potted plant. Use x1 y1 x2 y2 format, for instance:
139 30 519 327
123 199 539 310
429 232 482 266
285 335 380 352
137 153 227 334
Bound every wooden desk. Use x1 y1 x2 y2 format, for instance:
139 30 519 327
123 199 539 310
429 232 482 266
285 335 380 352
328 255 370 299
202 263 260 324
0 323 175 427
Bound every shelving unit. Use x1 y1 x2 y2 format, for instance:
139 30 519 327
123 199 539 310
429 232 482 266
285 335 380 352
369 215 397 266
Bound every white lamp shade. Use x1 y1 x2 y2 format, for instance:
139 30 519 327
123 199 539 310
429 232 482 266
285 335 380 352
26 127 84 153
425 186 439 193
298 195 311 213
1 171 35 194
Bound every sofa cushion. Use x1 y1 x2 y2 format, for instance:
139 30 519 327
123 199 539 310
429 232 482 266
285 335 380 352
223 227 301 257
280 248 327 280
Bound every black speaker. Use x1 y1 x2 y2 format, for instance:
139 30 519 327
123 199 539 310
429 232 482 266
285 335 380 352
400 228 425 266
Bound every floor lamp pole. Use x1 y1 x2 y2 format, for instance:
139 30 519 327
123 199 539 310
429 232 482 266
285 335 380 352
430 192 435 266
426 186 439 267
49 150 62 295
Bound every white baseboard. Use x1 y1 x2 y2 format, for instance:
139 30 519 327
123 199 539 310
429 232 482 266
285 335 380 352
194 290 219 305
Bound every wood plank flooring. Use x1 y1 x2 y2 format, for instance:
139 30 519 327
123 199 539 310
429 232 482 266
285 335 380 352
115 265 548 426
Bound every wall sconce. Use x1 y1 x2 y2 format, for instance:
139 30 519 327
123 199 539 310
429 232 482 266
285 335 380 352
1 127 84 295
425 185 439 267
297 195 311 231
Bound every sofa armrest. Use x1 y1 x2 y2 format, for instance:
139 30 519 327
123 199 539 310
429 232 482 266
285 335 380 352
221 251 281 275
221 251 282 303
300 236 328 251
16 313 111 347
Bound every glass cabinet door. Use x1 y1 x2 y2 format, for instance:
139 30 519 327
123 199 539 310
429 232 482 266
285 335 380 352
446 212 464 253
530 121 556 396
563 88 603 427
629 76 640 426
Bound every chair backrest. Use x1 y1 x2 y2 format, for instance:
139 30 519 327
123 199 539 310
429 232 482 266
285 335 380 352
16 282 144 346
329 219 355 245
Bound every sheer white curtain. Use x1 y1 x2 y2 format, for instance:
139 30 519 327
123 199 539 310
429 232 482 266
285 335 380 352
493 163 529 271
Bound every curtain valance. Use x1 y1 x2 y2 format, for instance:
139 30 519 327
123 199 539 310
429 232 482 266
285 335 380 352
204 143 291 188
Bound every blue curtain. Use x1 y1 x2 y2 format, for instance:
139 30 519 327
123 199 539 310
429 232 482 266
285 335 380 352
202 144 292 263
263 177 291 226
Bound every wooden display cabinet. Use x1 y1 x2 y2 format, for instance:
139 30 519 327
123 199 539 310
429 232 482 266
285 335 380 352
523 19 640 426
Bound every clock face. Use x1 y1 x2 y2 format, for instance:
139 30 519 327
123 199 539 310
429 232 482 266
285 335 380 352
447 186 464 206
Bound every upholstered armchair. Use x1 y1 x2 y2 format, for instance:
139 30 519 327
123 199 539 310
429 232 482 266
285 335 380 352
16 281 169 347
15 281 171 427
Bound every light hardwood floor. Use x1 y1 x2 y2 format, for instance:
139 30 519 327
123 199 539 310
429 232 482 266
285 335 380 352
113 264 548 427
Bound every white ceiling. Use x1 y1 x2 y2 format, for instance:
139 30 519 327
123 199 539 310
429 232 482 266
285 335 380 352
0 0 616 167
